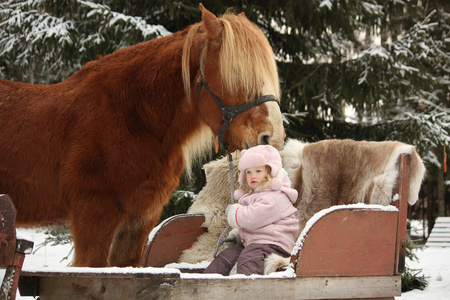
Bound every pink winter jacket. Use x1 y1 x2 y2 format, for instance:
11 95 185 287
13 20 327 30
227 172 299 254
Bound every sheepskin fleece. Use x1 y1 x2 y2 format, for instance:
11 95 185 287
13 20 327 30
178 139 426 266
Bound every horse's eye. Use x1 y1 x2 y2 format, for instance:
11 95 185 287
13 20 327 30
258 134 270 145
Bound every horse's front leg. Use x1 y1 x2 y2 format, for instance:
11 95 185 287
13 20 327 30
108 212 159 267
107 178 179 267
70 197 124 267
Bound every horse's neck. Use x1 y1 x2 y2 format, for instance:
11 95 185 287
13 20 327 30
67 30 197 96
60 30 205 139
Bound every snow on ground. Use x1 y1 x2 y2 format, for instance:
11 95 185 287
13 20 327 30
397 246 450 300
17 228 74 268
398 220 450 300
0 226 449 299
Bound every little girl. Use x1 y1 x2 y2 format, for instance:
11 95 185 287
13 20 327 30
204 145 299 276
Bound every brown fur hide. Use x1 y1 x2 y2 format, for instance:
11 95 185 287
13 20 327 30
284 139 425 231
179 139 426 272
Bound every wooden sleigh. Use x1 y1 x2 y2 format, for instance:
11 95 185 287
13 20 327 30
16 154 412 299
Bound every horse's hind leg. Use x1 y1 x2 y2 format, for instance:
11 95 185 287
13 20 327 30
108 213 157 267
70 199 124 267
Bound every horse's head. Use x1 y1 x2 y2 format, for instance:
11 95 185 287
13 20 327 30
183 4 285 152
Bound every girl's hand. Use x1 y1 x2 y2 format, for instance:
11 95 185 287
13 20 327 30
225 228 241 246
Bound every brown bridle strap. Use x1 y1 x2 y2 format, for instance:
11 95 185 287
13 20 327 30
197 76 278 150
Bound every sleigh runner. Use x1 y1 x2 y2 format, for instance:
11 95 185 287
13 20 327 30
15 152 412 299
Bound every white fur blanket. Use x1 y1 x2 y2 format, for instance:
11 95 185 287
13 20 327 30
179 139 425 266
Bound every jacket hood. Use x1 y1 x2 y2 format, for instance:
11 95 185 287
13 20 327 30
238 145 282 185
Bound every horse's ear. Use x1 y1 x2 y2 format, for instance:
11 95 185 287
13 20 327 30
238 12 247 19
199 3 222 41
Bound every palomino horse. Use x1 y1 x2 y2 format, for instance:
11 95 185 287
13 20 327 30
0 5 284 267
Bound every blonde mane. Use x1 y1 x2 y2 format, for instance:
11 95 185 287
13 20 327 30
182 12 280 102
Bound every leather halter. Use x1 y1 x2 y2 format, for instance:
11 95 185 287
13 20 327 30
197 74 278 150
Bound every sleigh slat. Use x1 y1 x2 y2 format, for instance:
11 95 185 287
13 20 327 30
392 153 410 273
20 268 401 300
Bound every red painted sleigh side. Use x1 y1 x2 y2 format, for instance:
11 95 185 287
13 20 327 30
139 214 207 268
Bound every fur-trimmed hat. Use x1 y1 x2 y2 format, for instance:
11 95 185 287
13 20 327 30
238 145 282 185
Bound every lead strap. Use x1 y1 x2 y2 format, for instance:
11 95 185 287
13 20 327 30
212 152 235 258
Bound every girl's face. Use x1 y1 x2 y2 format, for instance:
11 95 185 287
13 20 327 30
245 165 268 190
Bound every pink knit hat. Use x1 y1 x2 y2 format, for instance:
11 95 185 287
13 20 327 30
238 145 282 185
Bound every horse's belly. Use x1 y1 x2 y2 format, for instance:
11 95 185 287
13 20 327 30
14 195 69 226
0 174 68 226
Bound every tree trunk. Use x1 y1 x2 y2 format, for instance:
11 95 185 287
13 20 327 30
437 171 445 216
437 146 446 216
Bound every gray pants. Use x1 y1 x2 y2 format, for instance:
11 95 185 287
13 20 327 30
204 243 289 276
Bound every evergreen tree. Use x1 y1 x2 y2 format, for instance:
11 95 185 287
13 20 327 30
0 0 169 83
